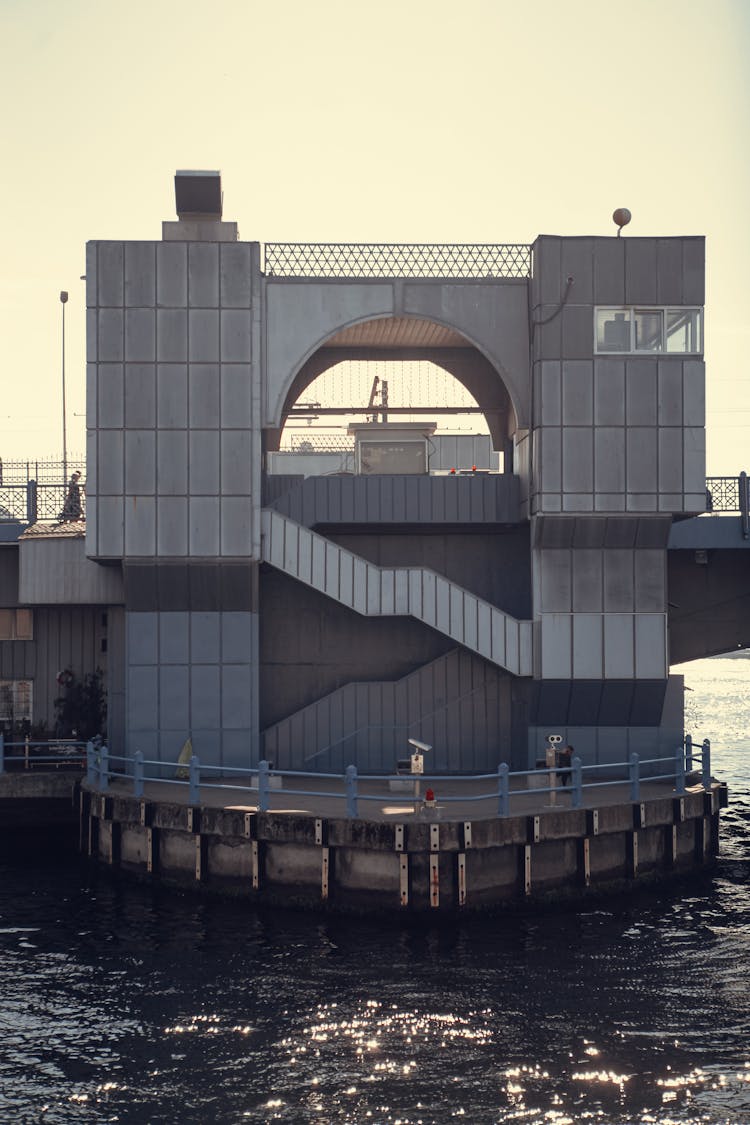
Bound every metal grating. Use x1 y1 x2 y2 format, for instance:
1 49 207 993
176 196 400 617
706 477 740 512
264 243 532 280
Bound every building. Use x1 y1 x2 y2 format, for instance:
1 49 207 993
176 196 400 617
3 171 734 772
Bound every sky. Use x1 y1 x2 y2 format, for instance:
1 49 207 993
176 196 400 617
1 0 748 474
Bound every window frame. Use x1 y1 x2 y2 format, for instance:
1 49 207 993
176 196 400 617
594 306 703 355
0 678 33 731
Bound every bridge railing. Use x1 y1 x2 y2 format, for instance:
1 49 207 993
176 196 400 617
0 481 86 523
0 734 89 771
84 736 714 819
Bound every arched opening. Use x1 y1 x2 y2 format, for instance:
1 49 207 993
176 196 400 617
264 316 518 472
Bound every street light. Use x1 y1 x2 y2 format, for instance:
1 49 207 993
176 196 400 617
60 290 69 484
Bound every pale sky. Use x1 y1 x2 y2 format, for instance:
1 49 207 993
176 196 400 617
1 0 748 474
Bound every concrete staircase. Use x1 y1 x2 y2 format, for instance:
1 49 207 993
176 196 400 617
261 647 509 773
260 509 532 676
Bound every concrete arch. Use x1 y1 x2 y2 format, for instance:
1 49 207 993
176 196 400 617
263 297 530 455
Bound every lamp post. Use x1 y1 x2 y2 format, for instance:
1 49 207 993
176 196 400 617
60 291 69 485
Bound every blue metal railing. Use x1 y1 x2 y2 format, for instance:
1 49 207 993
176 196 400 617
0 734 90 771
81 735 714 820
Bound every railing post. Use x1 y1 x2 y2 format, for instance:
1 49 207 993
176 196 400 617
86 741 97 786
134 750 144 798
740 471 749 540
684 733 693 772
0 732 4 774
258 759 270 812
675 744 686 795
629 752 640 803
571 756 583 809
26 479 37 523
497 762 510 817
345 764 358 818
100 744 109 793
189 755 200 805
702 739 711 790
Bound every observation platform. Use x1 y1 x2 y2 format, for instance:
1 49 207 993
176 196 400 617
79 747 728 914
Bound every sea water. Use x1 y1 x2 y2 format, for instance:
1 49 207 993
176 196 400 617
0 655 748 1124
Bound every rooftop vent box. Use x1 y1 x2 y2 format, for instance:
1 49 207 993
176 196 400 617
174 170 222 219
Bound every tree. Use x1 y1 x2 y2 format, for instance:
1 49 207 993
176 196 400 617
54 669 106 741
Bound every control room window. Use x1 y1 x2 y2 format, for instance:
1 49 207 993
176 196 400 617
595 307 702 354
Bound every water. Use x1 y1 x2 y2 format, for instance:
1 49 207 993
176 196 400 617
1 657 749 1124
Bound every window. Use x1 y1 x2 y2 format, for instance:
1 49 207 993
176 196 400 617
0 679 33 733
0 609 33 640
595 307 702 354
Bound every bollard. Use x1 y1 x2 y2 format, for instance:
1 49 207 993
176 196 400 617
571 756 583 809
628 752 640 802
189 755 200 805
345 764 358 818
675 744 686 795
702 739 711 790
258 759 270 812
0 732 4 774
497 762 510 817
100 744 110 793
134 750 145 798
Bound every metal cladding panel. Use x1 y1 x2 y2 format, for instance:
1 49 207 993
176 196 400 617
540 614 571 679
683 427 707 499
656 239 684 305
626 428 657 495
505 616 521 674
18 538 124 605
352 556 369 615
603 614 635 678
603 550 635 612
540 550 572 613
573 613 603 678
625 240 658 304
435 576 451 635
573 550 603 612
449 585 464 643
420 570 436 626
562 361 593 426
595 428 626 494
625 361 658 427
540 361 561 426
635 614 667 679
490 609 507 667
394 569 410 615
0 550 19 605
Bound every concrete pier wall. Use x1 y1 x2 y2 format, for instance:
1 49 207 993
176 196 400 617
81 783 726 914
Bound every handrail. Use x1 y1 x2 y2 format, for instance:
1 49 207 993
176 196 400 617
0 735 90 772
83 733 714 820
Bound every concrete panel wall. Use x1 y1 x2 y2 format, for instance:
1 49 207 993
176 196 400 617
530 236 706 517
86 240 261 561
262 647 514 773
18 536 124 605
266 473 522 528
533 543 667 679
263 279 530 431
261 510 533 675
125 609 259 767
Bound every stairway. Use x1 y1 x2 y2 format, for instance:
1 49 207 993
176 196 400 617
262 647 509 773
260 509 532 676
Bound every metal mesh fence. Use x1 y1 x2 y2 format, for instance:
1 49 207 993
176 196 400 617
264 243 532 279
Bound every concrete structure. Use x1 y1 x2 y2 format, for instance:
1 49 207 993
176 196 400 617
2 171 748 777
80 776 728 913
